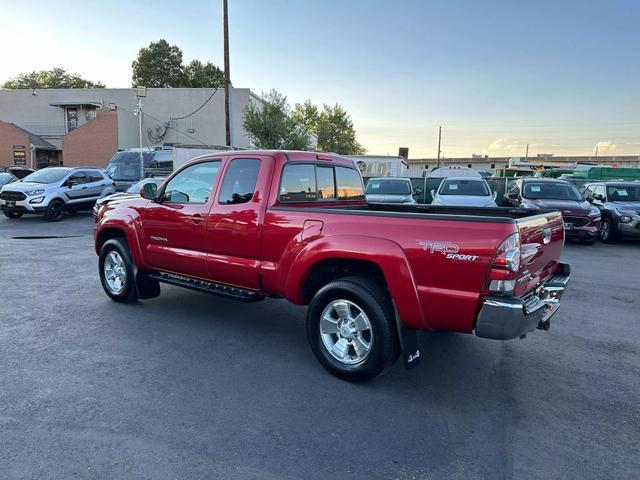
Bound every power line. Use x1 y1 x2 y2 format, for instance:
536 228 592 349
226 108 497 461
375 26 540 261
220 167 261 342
171 87 219 120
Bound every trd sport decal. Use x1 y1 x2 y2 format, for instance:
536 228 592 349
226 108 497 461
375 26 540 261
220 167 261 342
416 240 479 262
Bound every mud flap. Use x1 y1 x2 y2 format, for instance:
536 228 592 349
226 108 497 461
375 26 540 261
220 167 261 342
135 268 161 299
394 310 422 369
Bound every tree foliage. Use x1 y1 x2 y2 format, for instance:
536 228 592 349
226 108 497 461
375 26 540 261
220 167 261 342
132 39 224 88
2 68 104 89
132 39 185 88
243 90 313 150
183 60 224 88
292 101 365 155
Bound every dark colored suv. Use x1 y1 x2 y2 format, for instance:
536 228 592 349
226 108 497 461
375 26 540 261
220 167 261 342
581 181 640 242
504 178 601 244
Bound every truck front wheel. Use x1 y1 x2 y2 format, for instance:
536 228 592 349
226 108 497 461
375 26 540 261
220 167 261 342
99 238 139 303
306 276 399 382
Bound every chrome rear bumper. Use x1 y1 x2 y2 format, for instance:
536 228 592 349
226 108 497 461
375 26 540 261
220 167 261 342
475 262 571 340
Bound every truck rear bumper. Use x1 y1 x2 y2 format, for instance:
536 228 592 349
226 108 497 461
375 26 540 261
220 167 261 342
475 262 571 340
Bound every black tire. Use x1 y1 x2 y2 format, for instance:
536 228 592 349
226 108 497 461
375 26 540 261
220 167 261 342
3 211 23 219
600 217 618 243
44 199 65 222
99 238 139 303
306 276 399 382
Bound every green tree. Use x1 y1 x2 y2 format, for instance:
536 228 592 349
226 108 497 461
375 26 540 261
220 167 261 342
243 90 313 150
292 100 320 133
293 101 365 155
183 60 224 88
132 39 186 87
2 68 104 89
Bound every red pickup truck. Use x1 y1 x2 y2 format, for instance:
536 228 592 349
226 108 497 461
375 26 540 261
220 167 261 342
94 151 571 381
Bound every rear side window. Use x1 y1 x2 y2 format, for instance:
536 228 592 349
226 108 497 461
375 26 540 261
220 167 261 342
280 164 317 202
317 166 336 200
335 167 365 200
89 171 104 182
279 164 364 203
218 159 261 205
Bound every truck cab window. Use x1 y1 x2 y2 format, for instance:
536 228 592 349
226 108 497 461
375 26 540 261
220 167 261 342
162 161 220 204
279 164 317 202
317 166 336 200
218 159 261 205
335 167 364 200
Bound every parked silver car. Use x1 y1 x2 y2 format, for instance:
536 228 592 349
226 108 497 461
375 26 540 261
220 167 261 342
431 176 497 207
365 177 417 204
0 167 115 221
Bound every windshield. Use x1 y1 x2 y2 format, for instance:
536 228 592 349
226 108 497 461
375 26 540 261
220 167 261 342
365 179 411 195
607 185 640 202
106 151 154 181
22 168 70 184
125 177 166 193
523 182 582 201
0 173 16 187
439 179 490 196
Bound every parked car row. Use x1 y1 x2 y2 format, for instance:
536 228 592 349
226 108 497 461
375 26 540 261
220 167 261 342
2 164 639 247
363 173 640 245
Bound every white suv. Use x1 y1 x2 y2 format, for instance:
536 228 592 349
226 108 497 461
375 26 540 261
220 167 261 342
0 167 115 221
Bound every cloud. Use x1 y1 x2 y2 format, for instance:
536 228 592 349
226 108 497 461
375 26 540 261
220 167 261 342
594 141 616 154
483 138 527 156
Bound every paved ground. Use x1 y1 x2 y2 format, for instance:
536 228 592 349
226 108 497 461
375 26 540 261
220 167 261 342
0 213 638 479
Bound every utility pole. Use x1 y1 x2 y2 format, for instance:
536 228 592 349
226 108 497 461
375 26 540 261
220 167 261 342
223 0 231 147
525 143 529 161
594 145 599 157
436 126 442 167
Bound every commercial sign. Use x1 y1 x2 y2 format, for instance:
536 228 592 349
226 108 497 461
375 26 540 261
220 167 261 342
13 145 26 166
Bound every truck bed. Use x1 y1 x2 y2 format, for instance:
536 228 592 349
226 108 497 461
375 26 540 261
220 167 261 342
273 202 551 223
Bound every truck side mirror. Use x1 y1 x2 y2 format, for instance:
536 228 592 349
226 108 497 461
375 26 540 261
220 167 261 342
507 192 518 200
66 179 78 188
593 193 604 201
141 183 157 200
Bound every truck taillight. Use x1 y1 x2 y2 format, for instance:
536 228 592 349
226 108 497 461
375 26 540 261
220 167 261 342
486 233 521 293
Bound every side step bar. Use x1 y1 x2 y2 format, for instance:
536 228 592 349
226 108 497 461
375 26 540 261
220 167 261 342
149 271 265 303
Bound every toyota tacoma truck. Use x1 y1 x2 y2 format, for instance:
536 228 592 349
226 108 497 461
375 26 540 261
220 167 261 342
94 151 571 382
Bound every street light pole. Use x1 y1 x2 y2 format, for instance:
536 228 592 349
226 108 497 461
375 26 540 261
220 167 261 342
223 0 231 147
136 86 146 181
436 126 442 167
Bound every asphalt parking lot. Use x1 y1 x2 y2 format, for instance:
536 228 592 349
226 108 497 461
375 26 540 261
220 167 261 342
1 213 638 480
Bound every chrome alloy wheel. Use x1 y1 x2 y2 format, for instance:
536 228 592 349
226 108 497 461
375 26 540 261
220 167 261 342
104 251 127 294
320 299 373 365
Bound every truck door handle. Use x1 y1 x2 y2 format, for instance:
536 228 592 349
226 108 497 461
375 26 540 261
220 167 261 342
191 214 205 224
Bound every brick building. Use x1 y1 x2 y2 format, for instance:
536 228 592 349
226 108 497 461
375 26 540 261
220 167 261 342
0 87 262 169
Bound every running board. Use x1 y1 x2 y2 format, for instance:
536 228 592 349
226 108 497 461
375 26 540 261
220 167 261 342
149 271 264 302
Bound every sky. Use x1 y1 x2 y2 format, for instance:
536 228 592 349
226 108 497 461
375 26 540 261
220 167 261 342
1 0 639 158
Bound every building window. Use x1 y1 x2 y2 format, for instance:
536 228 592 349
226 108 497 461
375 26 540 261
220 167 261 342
66 108 78 132
467 164 472 168
491 163 496 169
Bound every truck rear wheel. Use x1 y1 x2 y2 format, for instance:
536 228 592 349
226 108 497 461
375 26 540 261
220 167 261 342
99 238 139 303
306 276 399 382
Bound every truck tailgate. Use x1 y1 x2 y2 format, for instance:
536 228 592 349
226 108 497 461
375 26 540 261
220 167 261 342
514 211 565 297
